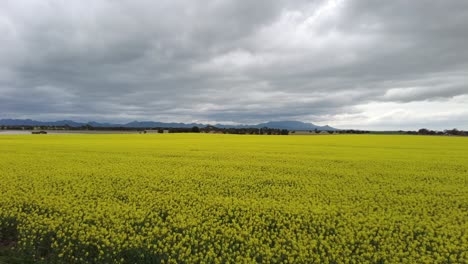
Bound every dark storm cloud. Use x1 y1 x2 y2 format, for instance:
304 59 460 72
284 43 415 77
0 0 467 129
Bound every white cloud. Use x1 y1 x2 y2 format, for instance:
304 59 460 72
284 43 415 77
328 95 468 130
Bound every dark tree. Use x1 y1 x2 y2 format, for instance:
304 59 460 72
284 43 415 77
418 128 430 135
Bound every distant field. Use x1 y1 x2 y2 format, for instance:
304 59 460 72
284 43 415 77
0 130 140 135
0 134 467 263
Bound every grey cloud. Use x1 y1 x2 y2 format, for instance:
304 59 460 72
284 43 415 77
0 0 467 129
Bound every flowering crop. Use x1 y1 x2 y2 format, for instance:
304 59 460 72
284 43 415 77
1 134 467 263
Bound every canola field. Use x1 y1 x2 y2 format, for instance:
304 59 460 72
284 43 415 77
0 134 467 263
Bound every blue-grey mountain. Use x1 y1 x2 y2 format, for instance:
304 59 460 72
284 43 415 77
0 119 336 131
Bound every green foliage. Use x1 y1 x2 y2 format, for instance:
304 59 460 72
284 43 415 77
0 134 467 263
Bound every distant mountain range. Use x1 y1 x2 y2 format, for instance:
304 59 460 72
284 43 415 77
0 119 337 131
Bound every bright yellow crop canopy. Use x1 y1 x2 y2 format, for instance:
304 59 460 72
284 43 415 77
0 134 467 263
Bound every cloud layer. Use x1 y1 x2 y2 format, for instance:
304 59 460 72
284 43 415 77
1 0 467 130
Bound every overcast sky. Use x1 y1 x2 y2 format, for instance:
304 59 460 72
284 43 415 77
1 0 467 130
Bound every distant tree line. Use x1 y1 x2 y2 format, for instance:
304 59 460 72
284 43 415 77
335 129 370 134
405 128 468 136
0 125 289 135
141 126 289 135
290 129 369 134
198 126 289 135
2 125 467 136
